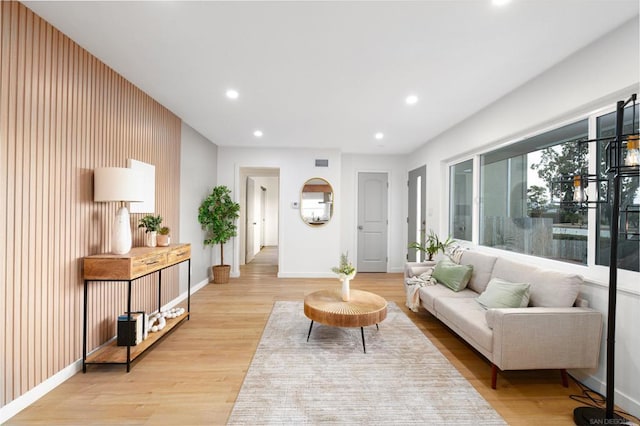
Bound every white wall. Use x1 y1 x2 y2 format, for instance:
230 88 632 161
253 176 279 246
218 147 341 277
341 154 408 273
180 123 218 288
407 19 640 416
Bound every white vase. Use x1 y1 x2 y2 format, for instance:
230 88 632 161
146 231 157 247
341 278 351 301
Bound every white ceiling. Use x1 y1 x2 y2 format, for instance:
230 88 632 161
24 1 639 154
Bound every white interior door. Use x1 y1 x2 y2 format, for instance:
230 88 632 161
246 177 257 263
357 172 388 272
408 165 426 262
260 186 266 249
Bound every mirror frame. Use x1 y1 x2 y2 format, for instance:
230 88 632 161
300 177 334 226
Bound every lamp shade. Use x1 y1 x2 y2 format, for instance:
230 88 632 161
94 167 144 202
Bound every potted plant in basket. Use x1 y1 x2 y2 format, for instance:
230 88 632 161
138 214 163 247
408 229 454 263
198 185 240 284
157 226 170 247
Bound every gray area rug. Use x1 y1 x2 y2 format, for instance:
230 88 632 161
227 301 505 425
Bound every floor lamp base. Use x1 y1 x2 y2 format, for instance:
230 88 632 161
573 407 628 425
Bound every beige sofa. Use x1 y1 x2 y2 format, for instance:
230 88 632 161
405 250 603 389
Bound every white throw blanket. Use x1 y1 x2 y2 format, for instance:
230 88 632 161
405 269 436 312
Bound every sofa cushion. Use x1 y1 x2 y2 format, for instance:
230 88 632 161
459 251 498 294
476 278 531 309
434 297 493 353
418 284 477 312
490 258 582 307
491 257 539 288
432 259 473 292
527 269 582 307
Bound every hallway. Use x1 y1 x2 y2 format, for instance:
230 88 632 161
243 245 278 277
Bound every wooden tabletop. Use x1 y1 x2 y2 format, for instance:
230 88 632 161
303 288 387 328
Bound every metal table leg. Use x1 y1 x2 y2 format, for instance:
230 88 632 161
306 320 314 342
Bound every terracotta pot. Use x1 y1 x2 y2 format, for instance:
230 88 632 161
212 265 231 284
157 234 170 247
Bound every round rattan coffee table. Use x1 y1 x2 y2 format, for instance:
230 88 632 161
303 288 387 353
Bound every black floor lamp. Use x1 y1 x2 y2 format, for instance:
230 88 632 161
572 93 639 425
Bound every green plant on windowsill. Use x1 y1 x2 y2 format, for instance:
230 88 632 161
408 229 454 261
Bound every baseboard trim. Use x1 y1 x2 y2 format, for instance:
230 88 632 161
0 359 82 424
0 277 210 424
570 370 640 418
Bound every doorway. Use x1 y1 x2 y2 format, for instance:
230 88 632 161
356 172 388 272
408 165 426 262
239 168 280 270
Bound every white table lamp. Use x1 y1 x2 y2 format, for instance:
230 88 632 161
94 167 144 254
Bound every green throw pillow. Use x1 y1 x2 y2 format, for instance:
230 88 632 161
477 278 531 309
432 259 473 292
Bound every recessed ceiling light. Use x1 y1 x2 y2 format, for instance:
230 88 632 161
405 95 419 105
492 0 511 6
225 89 239 99
253 130 263 138
374 132 384 140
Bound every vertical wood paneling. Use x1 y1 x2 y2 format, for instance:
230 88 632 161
0 2 182 408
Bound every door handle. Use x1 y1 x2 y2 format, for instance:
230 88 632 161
358 226 363 230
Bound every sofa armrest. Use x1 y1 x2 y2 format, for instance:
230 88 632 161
487 307 602 371
404 261 436 280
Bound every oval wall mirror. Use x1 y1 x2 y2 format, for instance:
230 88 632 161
300 178 334 226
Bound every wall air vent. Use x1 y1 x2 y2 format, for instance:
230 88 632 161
315 159 329 167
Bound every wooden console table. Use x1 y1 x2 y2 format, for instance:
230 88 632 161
82 243 191 372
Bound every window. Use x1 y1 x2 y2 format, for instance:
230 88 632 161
479 120 589 263
450 159 473 241
596 105 640 272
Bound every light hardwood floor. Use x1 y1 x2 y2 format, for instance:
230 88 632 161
8 247 589 425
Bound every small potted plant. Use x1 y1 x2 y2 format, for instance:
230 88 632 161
331 252 356 301
198 186 240 284
157 226 170 247
138 214 163 247
408 229 454 263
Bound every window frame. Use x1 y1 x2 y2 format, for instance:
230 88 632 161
444 100 639 291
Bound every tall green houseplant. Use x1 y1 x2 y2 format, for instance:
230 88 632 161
198 185 240 283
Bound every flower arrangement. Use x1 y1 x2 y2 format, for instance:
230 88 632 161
331 252 356 279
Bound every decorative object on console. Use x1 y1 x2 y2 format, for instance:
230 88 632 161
408 229 454 262
331 252 356 301
117 312 145 346
567 94 639 426
94 167 144 254
157 226 170 246
198 185 241 284
138 214 163 247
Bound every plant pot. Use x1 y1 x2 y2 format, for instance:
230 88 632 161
157 234 170 247
212 265 231 284
145 231 157 247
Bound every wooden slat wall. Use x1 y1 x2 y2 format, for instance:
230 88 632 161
0 2 182 408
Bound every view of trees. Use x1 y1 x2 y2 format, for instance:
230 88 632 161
528 141 588 223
